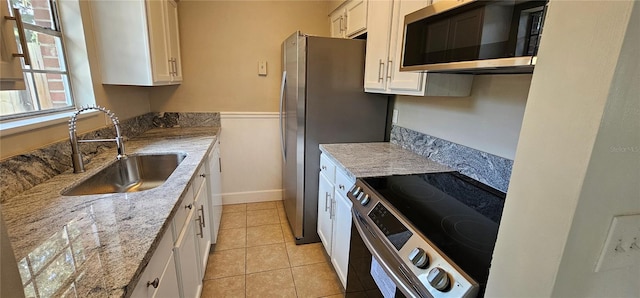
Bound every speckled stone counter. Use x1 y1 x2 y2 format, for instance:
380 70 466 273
0 127 219 297
319 143 452 179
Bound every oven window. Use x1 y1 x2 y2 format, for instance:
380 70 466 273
368 203 413 250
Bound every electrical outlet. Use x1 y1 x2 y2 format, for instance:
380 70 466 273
595 214 640 272
392 109 398 124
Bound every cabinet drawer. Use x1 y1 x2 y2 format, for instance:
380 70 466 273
320 153 337 182
172 184 194 242
335 168 355 198
193 163 207 194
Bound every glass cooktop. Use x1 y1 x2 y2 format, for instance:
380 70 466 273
362 172 506 288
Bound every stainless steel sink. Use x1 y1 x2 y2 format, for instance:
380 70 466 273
62 153 187 196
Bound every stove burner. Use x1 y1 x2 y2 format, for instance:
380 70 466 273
390 182 446 203
441 215 498 253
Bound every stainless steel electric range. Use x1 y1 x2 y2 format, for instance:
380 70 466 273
345 171 506 298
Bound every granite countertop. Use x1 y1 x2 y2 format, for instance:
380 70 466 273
1 127 219 297
319 142 452 179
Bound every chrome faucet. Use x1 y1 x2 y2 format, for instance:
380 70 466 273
69 105 126 173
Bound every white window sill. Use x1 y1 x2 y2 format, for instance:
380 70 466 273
0 110 100 137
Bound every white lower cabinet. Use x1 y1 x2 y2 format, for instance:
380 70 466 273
206 141 223 244
131 228 179 298
194 176 212 280
317 171 334 255
174 209 202 298
133 140 223 298
317 152 355 288
331 190 353 288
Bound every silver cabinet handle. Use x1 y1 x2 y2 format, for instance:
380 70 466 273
147 277 159 288
198 205 206 228
387 60 393 79
5 8 31 66
339 17 344 33
330 198 336 219
173 58 178 76
343 15 347 32
378 59 384 82
168 58 177 76
196 216 203 238
325 192 330 212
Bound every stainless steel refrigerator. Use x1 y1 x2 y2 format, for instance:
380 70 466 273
280 31 390 244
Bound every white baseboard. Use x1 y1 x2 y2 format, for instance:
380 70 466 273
222 189 283 205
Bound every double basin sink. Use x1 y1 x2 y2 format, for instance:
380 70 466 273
63 153 187 196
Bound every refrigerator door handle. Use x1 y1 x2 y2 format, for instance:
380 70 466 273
279 70 287 160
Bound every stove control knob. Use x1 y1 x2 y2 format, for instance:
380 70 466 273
351 186 362 197
360 194 370 206
408 248 429 269
427 267 450 292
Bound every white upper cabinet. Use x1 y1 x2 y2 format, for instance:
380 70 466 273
165 0 182 82
364 0 473 96
363 0 393 92
0 1 26 90
329 0 368 38
330 9 346 38
90 0 182 86
344 0 367 37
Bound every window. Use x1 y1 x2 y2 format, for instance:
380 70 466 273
0 0 74 120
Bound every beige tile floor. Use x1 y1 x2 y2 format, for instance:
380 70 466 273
202 200 345 298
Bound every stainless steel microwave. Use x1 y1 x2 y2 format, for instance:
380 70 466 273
401 0 548 74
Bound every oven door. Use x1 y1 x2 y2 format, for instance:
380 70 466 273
347 209 427 298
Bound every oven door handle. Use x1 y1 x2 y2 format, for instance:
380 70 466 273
351 210 426 298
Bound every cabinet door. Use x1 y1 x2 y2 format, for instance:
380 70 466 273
131 229 176 298
154 254 179 298
146 0 172 84
331 189 353 288
387 0 429 95
166 0 182 82
317 172 334 256
363 0 392 93
174 210 202 298
0 1 26 90
194 181 211 280
330 9 345 38
207 143 223 244
345 0 367 37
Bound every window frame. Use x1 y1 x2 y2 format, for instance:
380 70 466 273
0 0 76 121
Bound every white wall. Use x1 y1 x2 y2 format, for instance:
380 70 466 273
149 0 329 113
486 1 639 296
551 1 640 296
394 74 531 160
219 113 282 204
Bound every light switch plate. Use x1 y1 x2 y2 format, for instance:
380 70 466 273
258 61 267 76
595 214 640 272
